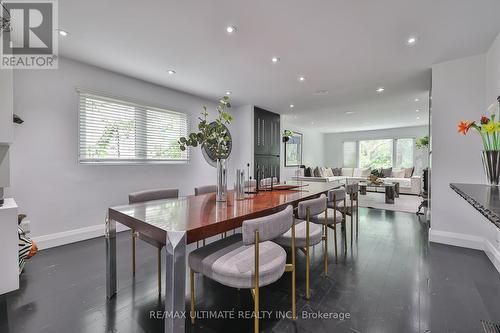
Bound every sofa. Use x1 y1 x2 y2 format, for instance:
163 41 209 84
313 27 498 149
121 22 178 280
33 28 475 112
292 166 422 195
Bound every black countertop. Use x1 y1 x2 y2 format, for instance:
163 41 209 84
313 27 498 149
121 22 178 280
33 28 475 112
450 183 500 228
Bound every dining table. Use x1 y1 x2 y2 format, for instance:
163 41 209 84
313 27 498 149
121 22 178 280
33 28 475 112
105 180 341 333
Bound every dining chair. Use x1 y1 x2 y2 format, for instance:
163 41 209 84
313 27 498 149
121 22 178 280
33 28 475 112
317 188 347 262
188 205 296 333
194 185 227 242
343 183 359 244
194 185 217 196
274 195 326 299
128 188 179 295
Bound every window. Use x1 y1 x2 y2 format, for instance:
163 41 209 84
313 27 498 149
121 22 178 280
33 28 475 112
343 141 357 168
395 138 414 168
78 91 189 164
359 139 393 168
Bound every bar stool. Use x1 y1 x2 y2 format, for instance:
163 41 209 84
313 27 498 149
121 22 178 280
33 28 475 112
189 205 296 333
128 188 179 295
274 195 326 299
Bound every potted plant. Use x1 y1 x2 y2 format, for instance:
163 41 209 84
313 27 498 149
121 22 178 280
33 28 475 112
457 96 500 185
178 96 233 201
282 129 293 143
415 135 429 149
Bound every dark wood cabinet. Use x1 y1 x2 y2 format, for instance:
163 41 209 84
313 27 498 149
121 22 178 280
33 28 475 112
254 107 280 180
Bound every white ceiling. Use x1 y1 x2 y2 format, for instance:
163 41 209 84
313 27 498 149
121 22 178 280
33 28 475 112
58 0 500 133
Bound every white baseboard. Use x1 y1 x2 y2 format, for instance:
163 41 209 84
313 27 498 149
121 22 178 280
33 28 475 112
484 239 500 274
430 228 500 275
429 229 484 250
33 224 130 250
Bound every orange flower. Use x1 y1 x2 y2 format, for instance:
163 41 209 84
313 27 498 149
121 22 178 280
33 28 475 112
458 121 473 135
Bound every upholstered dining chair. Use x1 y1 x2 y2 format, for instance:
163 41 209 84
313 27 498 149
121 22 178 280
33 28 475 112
274 195 326 299
343 183 359 244
194 185 217 196
194 185 228 242
128 188 179 295
317 187 347 262
188 205 296 333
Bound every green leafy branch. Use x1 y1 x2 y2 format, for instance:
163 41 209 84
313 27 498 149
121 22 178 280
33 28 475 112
178 96 233 159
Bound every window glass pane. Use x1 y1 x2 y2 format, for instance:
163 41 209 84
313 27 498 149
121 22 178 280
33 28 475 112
343 141 357 167
359 139 393 168
395 138 414 168
79 92 189 163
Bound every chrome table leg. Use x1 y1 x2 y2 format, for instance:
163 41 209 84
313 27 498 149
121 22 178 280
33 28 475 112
164 231 187 333
105 213 117 299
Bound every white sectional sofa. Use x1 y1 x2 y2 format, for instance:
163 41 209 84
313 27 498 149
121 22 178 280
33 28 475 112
292 167 422 195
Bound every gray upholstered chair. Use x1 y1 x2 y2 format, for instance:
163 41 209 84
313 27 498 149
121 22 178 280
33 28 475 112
342 183 359 244
274 195 326 299
189 205 296 332
317 188 347 261
128 188 179 295
194 185 217 196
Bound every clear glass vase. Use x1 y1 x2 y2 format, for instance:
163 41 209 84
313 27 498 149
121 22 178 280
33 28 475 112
216 159 228 201
482 150 500 186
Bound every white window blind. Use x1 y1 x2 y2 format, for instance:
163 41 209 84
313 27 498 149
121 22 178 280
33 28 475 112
343 141 357 168
78 91 189 164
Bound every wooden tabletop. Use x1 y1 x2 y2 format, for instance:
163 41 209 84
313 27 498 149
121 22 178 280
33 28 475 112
108 181 340 244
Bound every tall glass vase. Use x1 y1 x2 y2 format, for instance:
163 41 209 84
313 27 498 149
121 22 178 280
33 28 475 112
482 150 500 186
216 158 228 202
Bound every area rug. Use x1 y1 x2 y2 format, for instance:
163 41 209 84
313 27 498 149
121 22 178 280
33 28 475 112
352 192 423 213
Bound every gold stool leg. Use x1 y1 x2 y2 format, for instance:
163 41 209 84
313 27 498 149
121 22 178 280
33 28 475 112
132 229 136 275
157 248 161 295
190 269 195 325
291 222 296 320
254 230 260 333
356 196 359 238
350 195 353 246
305 208 311 299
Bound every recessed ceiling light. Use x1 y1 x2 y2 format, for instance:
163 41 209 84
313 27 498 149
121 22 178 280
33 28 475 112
416 109 420 113
345 111 356 115
226 26 237 34
414 98 420 102
376 87 385 93
417 116 421 120
311 121 314 125
167 70 176 75
294 115 297 119
225 91 232 95
271 57 280 63
406 36 418 46
299 76 306 82
289 104 294 108
57 29 69 37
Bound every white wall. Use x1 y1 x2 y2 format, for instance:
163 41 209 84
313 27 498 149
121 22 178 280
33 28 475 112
323 126 429 175
280 119 325 181
8 58 252 248
431 32 500 273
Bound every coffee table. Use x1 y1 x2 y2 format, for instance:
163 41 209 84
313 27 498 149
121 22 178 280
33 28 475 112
359 181 398 204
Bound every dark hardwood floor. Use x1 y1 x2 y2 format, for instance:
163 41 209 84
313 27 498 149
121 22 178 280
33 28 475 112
2 208 500 333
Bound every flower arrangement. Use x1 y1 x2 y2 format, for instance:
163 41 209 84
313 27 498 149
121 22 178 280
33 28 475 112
282 129 294 142
457 97 500 151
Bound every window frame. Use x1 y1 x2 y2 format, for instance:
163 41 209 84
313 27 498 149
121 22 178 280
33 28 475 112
77 88 190 165
342 137 415 169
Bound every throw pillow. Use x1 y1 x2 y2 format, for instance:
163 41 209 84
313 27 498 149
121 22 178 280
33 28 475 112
324 167 334 177
332 168 342 176
360 167 371 177
352 168 362 177
404 167 415 178
391 169 406 178
381 167 392 178
319 167 327 177
304 167 312 177
341 168 354 177
313 166 322 177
